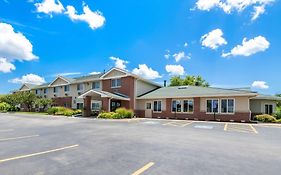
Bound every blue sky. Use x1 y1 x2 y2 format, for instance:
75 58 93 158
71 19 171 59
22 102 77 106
0 0 280 95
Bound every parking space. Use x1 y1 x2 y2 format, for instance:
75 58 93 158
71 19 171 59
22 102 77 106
224 123 258 134
0 113 281 175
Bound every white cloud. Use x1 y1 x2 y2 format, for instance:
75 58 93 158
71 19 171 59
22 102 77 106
35 0 65 16
0 58 15 73
184 42 188 47
132 64 161 80
196 0 220 11
164 50 170 59
65 3 105 30
89 71 101 75
222 36 270 57
0 22 38 73
173 51 191 62
0 22 38 61
195 0 274 21
9 74 46 85
165 65 185 76
251 5 265 21
252 81 269 89
110 56 128 70
201 29 227 49
54 72 81 77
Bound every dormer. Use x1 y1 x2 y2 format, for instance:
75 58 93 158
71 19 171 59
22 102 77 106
49 76 71 87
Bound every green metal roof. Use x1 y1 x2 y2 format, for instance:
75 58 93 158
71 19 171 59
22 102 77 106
252 94 281 101
137 86 258 99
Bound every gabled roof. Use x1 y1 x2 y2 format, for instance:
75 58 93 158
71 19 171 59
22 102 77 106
78 89 130 101
252 94 281 101
19 83 37 91
137 86 258 99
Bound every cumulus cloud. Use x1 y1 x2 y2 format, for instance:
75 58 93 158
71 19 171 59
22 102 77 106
173 51 191 62
132 64 161 80
222 36 270 57
201 29 227 49
89 71 101 75
9 74 46 85
252 81 269 89
195 0 274 21
0 58 15 73
35 0 65 16
110 56 128 70
0 22 38 73
165 65 185 76
65 3 105 30
184 42 188 47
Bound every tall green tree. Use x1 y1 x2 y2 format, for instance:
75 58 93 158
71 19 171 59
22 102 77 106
17 91 38 112
276 94 281 107
35 98 53 111
170 75 209 87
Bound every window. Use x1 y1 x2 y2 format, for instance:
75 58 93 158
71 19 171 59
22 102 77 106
221 99 235 114
77 84 84 91
77 103 84 109
183 100 194 113
64 85 70 92
153 101 162 112
265 104 273 115
207 99 219 113
92 82 100 89
43 88 48 94
111 78 121 88
172 100 182 112
53 87 58 93
146 103 152 110
92 102 101 111
35 89 40 94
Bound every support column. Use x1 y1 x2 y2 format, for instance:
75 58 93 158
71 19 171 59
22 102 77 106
83 96 91 117
102 97 110 112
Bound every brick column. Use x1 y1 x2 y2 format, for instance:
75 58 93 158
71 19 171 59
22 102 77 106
83 96 91 117
102 97 110 112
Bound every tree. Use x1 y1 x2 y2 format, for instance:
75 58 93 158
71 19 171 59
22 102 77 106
0 94 20 107
170 76 183 86
169 75 209 87
17 91 38 112
35 98 53 111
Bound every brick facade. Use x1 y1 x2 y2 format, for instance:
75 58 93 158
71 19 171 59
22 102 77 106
53 97 72 108
102 76 135 110
139 97 251 122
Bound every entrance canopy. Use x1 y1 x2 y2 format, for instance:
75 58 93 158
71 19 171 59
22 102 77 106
78 90 130 101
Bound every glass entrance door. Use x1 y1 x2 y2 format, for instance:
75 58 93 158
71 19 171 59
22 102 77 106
111 100 121 112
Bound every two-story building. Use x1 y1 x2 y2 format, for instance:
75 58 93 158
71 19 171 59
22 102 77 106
18 67 281 122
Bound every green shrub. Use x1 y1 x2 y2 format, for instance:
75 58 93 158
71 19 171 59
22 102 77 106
73 109 82 115
0 102 11 112
116 108 133 119
47 107 75 116
47 107 59 115
255 114 277 123
274 107 281 120
98 112 116 119
276 119 281 123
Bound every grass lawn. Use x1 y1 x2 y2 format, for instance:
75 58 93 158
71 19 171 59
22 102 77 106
14 111 49 115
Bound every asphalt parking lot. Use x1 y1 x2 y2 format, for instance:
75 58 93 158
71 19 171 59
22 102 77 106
0 113 281 175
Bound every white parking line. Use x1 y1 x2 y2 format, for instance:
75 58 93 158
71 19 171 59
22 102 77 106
132 162 154 175
0 144 79 163
0 135 40 142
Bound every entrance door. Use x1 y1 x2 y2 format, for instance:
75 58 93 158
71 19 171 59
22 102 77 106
145 102 152 118
111 100 121 112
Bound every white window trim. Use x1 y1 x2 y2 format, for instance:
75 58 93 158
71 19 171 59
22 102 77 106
92 81 101 89
220 98 235 115
91 100 102 110
206 99 219 114
145 102 152 110
153 100 162 113
64 85 70 92
77 83 84 92
111 78 121 88
171 99 194 114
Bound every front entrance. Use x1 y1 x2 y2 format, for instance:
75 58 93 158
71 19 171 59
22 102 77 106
145 102 152 118
111 100 121 112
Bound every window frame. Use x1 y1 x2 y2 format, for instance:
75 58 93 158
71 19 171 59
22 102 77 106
64 85 70 92
91 101 101 111
111 78 121 88
220 98 235 114
153 100 162 113
265 104 274 115
77 83 84 92
206 99 219 114
53 87 58 94
92 81 100 89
